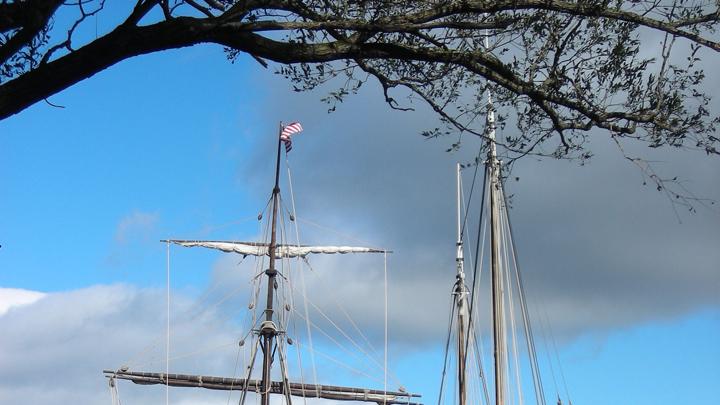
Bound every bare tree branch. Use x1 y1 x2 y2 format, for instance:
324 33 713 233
0 0 717 171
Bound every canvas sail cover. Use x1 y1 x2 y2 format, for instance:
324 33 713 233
165 240 387 258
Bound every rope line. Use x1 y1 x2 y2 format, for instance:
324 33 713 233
502 187 547 405
296 217 383 250
285 160 314 405
290 304 383 378
437 295 457 405
238 338 261 405
226 344 243 405
285 160 319 389
460 163 492 404
548 314 572 404
460 149 484 238
298 259 397 380
501 205 524 405
464 164 488 359
166 241 170 405
299 255 389 377
384 251 388 405
281 160 308 403
290 310 387 384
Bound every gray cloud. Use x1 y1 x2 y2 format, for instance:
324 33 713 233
224 62 720 347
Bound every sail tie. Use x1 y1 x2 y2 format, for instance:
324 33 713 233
108 377 121 405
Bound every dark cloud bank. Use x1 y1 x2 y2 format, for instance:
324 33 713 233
236 67 719 346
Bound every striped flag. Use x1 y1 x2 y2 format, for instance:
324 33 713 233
280 122 303 153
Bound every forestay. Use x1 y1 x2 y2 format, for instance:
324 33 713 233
164 240 388 258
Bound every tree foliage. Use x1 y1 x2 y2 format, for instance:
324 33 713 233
1 0 718 166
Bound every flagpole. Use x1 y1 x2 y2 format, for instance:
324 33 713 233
260 122 284 405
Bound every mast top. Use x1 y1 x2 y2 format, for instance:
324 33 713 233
455 163 465 271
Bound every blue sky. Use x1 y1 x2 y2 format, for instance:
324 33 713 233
1 46 261 290
1 9 719 405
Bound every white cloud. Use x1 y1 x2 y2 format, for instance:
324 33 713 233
0 284 240 404
0 287 45 316
0 283 400 405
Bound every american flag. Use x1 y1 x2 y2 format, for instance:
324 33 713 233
280 122 303 153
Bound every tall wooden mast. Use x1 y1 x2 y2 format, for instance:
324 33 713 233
260 123 285 405
487 99 506 405
455 163 469 405
104 123 422 405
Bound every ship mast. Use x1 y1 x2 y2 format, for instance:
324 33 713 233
455 163 469 405
104 123 422 405
260 123 285 405
487 95 506 405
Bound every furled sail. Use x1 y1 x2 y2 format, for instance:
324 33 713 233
164 240 388 258
104 370 420 404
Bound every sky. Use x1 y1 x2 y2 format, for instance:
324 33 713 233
1 5 719 405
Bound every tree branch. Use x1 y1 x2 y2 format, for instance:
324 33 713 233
0 0 63 65
0 0 717 165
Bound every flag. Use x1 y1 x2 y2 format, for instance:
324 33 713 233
280 122 303 153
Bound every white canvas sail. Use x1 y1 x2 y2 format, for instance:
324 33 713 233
164 240 387 258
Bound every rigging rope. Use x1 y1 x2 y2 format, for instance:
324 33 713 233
547 313 572 404
464 165 488 361
279 164 309 404
460 152 483 239
238 338 261 405
288 308 389 383
278 199 290 330
285 159 319 389
192 215 260 238
298 251 389 373
518 249 571 405
297 259 396 379
290 296 384 376
276 336 294 405
121 153 405 404
296 217 381 249
384 251 388 405
500 205 524 405
120 198 269 398
502 188 547 405
294 338 387 384
437 295 457 405
166 241 170 405
460 165 492 405
278 192 305 405
538 306 561 400
285 158 402 398
226 343 243 405
283 183 395 389
289 300 309 405
283 168 307 405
